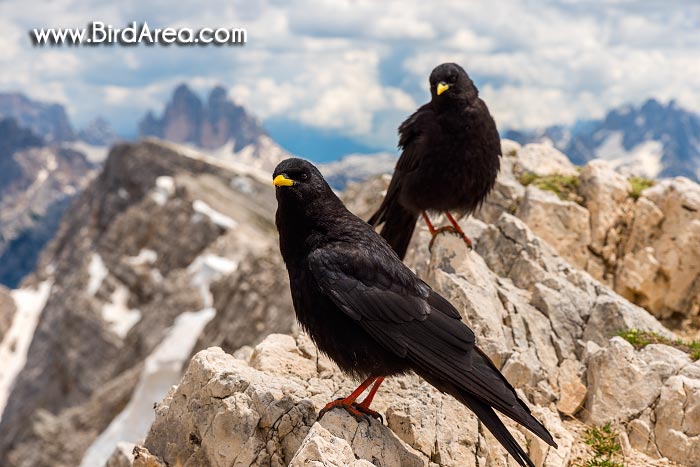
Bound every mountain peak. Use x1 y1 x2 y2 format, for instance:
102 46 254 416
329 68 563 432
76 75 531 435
139 84 266 153
0 92 75 143
505 98 700 181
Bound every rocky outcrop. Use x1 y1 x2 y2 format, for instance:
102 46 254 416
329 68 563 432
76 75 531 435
586 337 700 466
122 208 691 466
477 141 700 327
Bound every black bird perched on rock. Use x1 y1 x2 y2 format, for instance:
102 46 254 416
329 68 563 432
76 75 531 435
369 62 501 259
273 158 556 467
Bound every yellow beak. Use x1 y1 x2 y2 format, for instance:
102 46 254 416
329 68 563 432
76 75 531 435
437 82 449 96
273 174 294 187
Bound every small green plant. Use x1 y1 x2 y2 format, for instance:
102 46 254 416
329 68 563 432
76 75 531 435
581 423 624 467
519 172 581 202
618 329 700 361
628 176 655 200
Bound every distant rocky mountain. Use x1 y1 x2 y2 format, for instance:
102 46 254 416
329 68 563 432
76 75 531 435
0 118 96 288
0 140 294 467
505 98 700 181
0 92 75 143
77 117 118 146
0 118 44 192
319 151 397 190
138 85 282 167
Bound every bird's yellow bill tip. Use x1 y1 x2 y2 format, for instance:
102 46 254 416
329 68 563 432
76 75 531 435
437 82 449 96
273 174 294 187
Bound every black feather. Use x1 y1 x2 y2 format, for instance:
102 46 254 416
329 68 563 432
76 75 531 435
368 63 501 259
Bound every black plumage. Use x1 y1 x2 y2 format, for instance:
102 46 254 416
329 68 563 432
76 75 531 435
273 158 556 467
369 62 501 259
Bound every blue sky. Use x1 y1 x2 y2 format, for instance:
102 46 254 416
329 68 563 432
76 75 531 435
1 0 700 160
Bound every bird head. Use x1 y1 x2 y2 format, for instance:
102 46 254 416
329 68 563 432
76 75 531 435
429 62 477 105
272 158 333 205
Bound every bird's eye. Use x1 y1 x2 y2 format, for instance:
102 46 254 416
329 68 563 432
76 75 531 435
300 173 309 181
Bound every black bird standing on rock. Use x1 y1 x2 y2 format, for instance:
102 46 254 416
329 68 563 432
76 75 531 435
369 62 501 259
273 158 556 467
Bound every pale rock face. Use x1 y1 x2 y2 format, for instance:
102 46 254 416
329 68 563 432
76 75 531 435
477 141 700 324
617 178 700 319
584 336 700 466
140 339 561 467
289 422 381 467
585 338 691 425
555 359 587 417
654 375 700 467
578 160 632 282
511 143 579 179
516 186 591 270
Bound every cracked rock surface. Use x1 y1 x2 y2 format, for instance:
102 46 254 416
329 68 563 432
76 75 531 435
126 207 696 467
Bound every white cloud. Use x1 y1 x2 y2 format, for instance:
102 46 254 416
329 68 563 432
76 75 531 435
0 0 699 142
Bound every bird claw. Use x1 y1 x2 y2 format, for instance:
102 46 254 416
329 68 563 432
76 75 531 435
351 402 384 423
428 226 474 252
318 399 384 424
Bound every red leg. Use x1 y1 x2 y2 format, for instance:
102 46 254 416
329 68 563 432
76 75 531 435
421 212 438 235
445 212 473 249
318 377 376 421
356 376 384 409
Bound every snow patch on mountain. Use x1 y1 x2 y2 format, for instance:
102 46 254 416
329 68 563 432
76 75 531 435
319 151 397 190
126 249 158 266
192 200 237 230
63 141 109 164
78 306 215 467
0 281 52 420
101 286 141 338
595 131 663 178
87 253 108 296
187 254 238 306
151 176 175 206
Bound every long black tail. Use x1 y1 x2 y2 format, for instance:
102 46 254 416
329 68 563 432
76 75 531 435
460 392 537 467
414 346 557 467
368 199 418 260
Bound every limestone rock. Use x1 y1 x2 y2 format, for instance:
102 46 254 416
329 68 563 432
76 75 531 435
556 359 587 417
516 186 591 270
617 178 700 319
289 422 377 467
511 143 579 179
142 338 563 467
585 337 691 426
132 446 166 467
104 443 136 467
654 375 700 467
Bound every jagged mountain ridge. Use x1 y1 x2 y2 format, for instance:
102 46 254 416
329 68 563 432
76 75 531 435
505 98 700 181
139 84 265 153
0 139 295 467
0 92 75 143
0 118 96 288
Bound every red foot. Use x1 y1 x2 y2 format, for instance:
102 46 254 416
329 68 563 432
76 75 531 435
317 376 386 423
318 399 383 422
427 226 473 251
423 212 474 252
